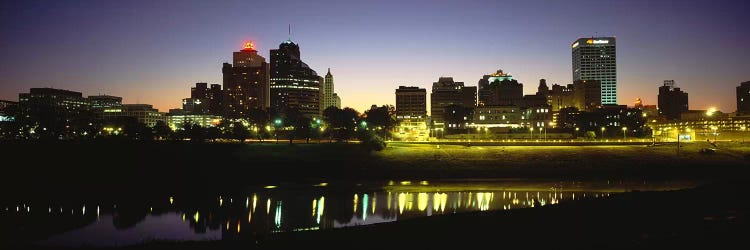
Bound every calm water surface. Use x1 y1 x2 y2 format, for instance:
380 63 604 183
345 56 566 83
0 179 698 247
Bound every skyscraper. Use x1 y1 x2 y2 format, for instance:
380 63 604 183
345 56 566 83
322 68 336 110
222 41 270 118
737 81 750 115
658 80 688 120
270 39 322 118
572 37 617 105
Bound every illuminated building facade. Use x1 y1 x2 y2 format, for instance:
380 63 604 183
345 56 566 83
657 80 688 120
167 114 221 131
87 95 122 112
103 104 165 127
270 39 322 118
572 37 617 105
222 41 270 118
321 68 340 111
737 81 750 115
0 100 17 122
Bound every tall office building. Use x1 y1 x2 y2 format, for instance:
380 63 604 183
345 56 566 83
737 81 750 115
657 80 688 120
395 86 427 119
222 41 270 118
270 39 322 118
572 37 617 105
322 68 336 110
430 77 477 123
478 69 522 106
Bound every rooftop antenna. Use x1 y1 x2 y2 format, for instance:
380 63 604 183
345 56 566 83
288 24 291 41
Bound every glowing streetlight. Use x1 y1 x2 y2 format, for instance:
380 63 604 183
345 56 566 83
529 127 534 139
621 127 627 140
600 127 606 140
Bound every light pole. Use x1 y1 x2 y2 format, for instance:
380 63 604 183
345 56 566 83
600 127 606 141
529 127 534 140
711 126 718 142
622 127 627 140
742 126 746 143
575 127 579 139
274 118 282 143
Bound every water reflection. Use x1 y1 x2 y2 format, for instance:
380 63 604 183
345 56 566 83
0 179 698 247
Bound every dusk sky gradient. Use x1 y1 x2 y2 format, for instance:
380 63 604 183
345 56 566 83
1 0 748 113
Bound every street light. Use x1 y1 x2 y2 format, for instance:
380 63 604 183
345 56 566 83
529 127 534 140
741 126 747 143
600 127 606 140
710 126 718 142
575 127 579 139
621 127 627 140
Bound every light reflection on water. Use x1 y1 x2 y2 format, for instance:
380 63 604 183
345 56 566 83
0 179 698 247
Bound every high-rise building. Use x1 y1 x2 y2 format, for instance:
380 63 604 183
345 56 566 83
737 81 750 115
322 68 336 110
222 41 270 118
395 86 427 119
430 77 476 124
270 39 322 118
572 37 617 105
190 83 222 115
332 93 341 109
478 69 520 106
572 80 601 112
658 80 688 120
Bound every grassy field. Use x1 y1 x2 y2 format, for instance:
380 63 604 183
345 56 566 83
1 140 748 199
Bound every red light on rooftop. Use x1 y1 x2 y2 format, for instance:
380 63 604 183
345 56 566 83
242 41 256 51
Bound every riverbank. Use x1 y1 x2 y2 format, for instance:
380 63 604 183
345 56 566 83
1 140 748 199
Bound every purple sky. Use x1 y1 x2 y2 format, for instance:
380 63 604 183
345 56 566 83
1 0 748 113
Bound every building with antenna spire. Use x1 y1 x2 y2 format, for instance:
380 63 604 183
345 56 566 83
270 36 322 118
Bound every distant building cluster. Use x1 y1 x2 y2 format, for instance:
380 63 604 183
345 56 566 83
0 37 343 140
1 35 748 142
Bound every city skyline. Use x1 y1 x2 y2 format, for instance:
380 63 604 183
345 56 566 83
1 0 748 113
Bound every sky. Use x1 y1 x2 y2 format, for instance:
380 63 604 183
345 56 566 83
1 0 748 113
